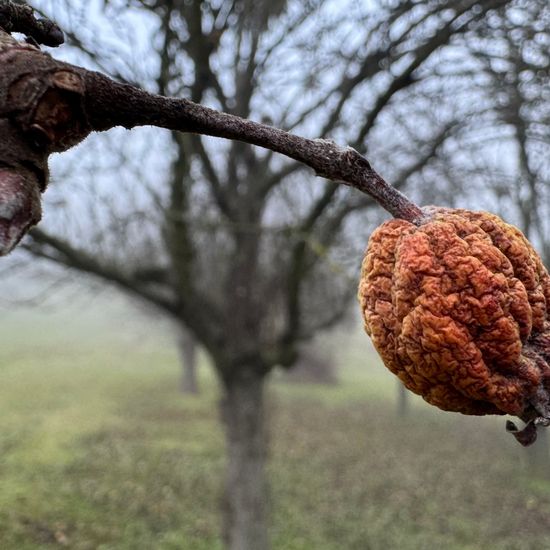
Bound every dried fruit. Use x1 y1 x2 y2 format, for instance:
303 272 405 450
358 207 550 445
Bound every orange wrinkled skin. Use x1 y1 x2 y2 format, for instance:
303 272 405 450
358 208 550 419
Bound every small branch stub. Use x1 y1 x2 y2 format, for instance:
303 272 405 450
0 1 64 47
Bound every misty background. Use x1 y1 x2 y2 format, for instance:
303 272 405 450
1 0 549 549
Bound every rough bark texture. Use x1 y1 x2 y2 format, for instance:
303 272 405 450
0 37 91 254
221 369 270 550
0 1 64 47
84 71 423 222
0 26 421 256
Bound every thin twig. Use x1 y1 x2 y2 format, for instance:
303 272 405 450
85 72 424 222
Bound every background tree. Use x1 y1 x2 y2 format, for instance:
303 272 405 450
389 0 550 424
10 0 522 548
466 0 550 476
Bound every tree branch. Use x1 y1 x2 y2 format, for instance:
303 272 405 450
25 226 225 353
84 71 423 222
26 227 179 315
191 135 234 217
2 9 483 257
0 0 64 47
352 0 510 149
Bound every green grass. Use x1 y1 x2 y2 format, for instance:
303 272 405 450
1 310 550 549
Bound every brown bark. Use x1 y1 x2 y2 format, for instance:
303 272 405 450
0 25 423 257
0 0 512 255
0 1 64 47
0 36 91 255
83 70 423 222
221 368 270 550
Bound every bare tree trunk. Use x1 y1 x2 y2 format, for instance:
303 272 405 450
397 381 409 417
221 368 270 550
526 427 550 479
178 329 198 395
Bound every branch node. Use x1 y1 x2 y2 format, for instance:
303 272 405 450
0 1 64 47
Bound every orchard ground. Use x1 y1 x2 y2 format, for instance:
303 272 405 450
1 300 549 550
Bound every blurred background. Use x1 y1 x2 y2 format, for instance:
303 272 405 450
1 0 550 548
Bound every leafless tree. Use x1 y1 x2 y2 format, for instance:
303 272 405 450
1 0 522 548
391 0 550 423
463 0 550 477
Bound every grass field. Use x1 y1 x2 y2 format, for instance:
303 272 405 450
1 305 550 549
